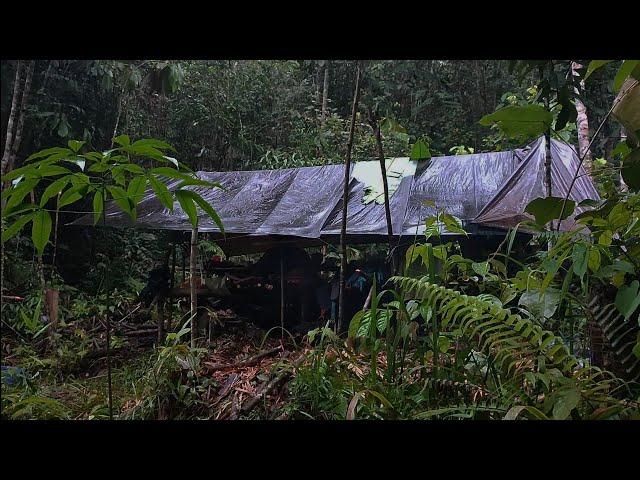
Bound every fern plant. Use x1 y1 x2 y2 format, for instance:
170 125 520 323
389 275 639 419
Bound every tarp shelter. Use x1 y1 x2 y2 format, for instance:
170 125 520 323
71 136 600 253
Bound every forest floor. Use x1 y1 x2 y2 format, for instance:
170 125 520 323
1 318 304 420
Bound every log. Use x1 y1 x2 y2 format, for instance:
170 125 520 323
234 353 305 418
203 346 282 372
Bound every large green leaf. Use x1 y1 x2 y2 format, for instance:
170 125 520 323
107 185 134 218
583 60 613 81
524 197 575 227
621 149 640 190
552 388 581 420
188 190 225 234
1 213 34 243
149 167 193 181
613 60 640 93
92 191 104 225
175 190 198 228
58 183 89 208
3 179 39 212
148 175 174 211
31 210 52 256
479 105 552 140
127 176 148 204
615 280 640 321
39 177 70 207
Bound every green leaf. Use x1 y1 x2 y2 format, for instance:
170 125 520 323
472 261 489 278
571 244 588 280
524 197 575 226
614 60 640 93
148 175 174 211
175 190 198 228
31 210 52 256
36 165 72 178
188 190 225 234
552 388 580 420
479 105 553 140
24 147 73 163
438 336 451 353
93 191 104 225
67 140 85 153
621 148 640 191
149 167 193 181
1 213 35 243
3 179 39 212
615 280 640 321
58 184 89 208
127 176 148 203
584 60 613 81
113 134 131 147
441 213 466 235
349 310 365 340
39 177 70 207
410 139 431 160
107 185 134 217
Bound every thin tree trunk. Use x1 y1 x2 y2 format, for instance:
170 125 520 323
367 106 397 274
1 61 24 178
110 93 124 148
572 62 592 174
337 63 362 333
190 226 198 348
9 61 35 172
321 61 330 122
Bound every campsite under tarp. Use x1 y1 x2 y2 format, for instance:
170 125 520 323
72 136 600 253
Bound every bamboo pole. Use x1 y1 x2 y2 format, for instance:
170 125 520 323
337 62 362 333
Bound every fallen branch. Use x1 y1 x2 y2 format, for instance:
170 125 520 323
233 353 305 418
204 346 282 372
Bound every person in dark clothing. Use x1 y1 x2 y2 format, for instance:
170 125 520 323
139 263 171 307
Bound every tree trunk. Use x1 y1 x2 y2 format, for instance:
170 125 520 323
572 62 592 174
1 61 24 178
367 107 397 274
321 61 330 122
8 61 35 172
337 63 362 333
190 226 198 348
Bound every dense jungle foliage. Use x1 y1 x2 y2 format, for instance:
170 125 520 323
1 59 639 420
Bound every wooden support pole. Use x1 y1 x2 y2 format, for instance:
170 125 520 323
167 243 176 333
157 297 165 345
367 106 397 275
190 227 198 348
338 62 362 334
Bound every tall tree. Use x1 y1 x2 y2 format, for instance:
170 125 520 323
572 62 592 173
1 61 24 178
337 62 362 333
